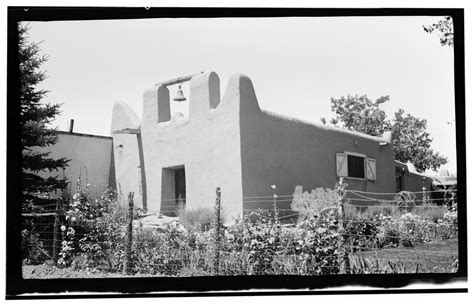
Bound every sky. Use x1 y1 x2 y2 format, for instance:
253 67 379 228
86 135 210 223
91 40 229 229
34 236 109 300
26 16 457 174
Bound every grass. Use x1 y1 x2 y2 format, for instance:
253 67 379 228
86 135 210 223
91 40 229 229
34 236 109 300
350 239 458 273
177 204 216 232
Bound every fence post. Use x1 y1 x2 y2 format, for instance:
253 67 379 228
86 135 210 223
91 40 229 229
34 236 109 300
52 199 60 263
336 177 346 274
123 192 134 275
214 187 221 276
271 185 279 224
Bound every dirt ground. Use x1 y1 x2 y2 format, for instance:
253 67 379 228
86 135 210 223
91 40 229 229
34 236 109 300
22 264 148 279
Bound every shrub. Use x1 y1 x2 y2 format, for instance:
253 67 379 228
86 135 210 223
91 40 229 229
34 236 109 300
131 223 192 275
291 186 339 221
376 215 402 248
376 213 437 248
286 210 341 275
220 209 341 275
21 229 47 265
436 202 458 239
413 204 446 223
177 205 216 233
344 217 380 252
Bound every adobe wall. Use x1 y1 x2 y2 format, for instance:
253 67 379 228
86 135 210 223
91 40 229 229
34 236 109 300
37 132 115 197
238 81 396 211
141 72 243 218
110 101 145 208
394 161 433 202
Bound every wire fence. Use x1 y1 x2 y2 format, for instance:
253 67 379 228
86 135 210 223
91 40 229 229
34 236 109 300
21 185 458 276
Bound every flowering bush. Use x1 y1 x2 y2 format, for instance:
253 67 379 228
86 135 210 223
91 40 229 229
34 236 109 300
346 208 457 250
48 184 458 276
396 213 435 246
241 211 284 275
218 209 341 275
65 187 116 225
57 226 75 267
286 210 341 275
436 201 458 239
58 186 123 269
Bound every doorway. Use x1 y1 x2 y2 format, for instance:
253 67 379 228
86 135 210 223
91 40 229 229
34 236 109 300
174 167 186 205
161 165 186 216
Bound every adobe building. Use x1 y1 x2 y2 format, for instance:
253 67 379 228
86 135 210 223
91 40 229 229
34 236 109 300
33 128 115 197
111 72 396 218
36 71 451 219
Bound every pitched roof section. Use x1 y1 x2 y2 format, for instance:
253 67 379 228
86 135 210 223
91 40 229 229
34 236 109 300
110 100 141 134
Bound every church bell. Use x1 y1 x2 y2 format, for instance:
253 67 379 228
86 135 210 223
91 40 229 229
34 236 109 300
173 83 186 102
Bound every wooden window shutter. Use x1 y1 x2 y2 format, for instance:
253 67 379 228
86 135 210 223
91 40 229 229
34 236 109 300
366 158 376 181
336 153 348 177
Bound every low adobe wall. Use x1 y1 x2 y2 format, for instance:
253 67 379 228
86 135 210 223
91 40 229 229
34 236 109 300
110 101 145 208
37 131 115 197
394 161 433 202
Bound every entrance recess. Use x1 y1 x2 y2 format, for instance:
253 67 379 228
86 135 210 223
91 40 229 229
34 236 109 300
174 168 186 204
161 165 186 216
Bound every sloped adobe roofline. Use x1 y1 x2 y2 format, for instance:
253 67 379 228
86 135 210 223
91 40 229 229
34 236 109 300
58 130 112 140
261 110 390 143
141 71 392 144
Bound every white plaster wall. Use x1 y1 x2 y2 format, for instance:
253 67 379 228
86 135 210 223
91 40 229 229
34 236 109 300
110 100 141 133
141 72 243 219
35 132 114 197
112 134 143 207
110 101 144 208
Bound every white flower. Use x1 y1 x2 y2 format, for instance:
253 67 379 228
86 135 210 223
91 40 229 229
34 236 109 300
60 225 66 231
316 227 327 234
71 217 76 222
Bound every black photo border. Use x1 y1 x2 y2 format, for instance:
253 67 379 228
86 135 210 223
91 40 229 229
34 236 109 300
5 6 467 299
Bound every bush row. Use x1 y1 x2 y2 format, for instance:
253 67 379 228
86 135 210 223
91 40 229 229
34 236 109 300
24 186 457 276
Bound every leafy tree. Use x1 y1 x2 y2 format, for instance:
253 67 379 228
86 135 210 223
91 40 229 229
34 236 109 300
423 16 454 47
19 23 69 212
390 109 447 172
322 95 447 172
321 94 390 136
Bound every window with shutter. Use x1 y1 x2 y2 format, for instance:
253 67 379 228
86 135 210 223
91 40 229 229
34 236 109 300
366 158 376 181
336 153 348 177
337 152 376 180
348 155 365 178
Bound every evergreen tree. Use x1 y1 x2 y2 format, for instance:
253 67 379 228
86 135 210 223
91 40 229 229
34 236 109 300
19 23 69 212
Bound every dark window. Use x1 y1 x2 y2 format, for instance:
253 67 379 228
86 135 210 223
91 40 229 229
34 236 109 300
347 155 365 178
395 167 402 192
